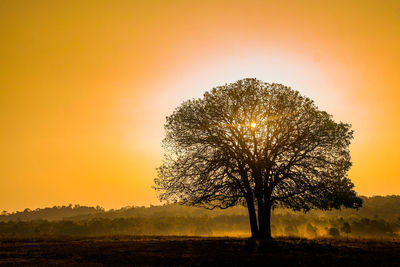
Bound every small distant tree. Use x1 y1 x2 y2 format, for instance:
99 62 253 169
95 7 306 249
341 222 351 238
155 78 362 239
328 227 340 237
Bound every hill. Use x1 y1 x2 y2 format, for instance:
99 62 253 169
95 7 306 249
0 196 399 238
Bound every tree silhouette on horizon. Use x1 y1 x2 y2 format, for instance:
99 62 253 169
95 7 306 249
154 78 362 239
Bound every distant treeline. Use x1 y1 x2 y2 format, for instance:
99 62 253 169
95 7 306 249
0 196 399 238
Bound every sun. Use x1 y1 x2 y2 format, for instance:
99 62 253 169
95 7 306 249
250 122 257 128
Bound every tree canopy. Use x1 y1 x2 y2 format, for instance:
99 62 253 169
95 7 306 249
155 78 362 239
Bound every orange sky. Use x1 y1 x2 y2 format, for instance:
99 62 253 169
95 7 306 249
1 0 399 212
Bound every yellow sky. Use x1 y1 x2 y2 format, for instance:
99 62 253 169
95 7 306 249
1 0 399 212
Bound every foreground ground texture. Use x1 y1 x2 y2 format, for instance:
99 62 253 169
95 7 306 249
0 236 399 266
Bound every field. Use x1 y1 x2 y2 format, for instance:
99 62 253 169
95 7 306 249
1 236 399 266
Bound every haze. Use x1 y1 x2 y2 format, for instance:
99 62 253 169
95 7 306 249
1 0 399 212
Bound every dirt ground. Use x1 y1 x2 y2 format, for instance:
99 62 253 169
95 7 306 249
0 236 399 266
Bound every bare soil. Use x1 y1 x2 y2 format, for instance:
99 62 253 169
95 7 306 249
0 236 399 266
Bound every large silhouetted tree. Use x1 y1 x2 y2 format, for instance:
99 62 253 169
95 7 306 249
154 78 362 239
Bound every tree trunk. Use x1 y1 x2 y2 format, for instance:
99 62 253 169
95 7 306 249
245 196 259 238
256 196 269 239
255 195 273 240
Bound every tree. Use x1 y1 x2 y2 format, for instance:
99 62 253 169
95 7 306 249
341 222 351 238
154 78 362 239
328 227 340 237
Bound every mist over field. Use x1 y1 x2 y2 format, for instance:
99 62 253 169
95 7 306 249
1 196 399 239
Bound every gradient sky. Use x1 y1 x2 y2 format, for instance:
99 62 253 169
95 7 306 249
1 0 399 212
